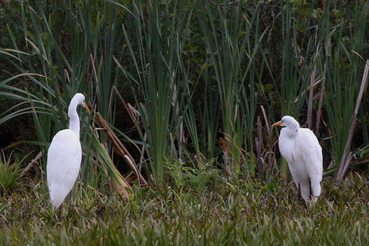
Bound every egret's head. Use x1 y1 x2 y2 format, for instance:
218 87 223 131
73 93 85 105
70 93 90 113
272 115 299 132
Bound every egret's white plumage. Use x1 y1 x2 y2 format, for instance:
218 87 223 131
273 115 323 202
47 93 89 209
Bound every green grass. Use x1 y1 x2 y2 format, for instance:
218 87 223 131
1 1 369 244
1 172 369 245
0 150 22 196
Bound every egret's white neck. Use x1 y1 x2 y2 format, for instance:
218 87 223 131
68 100 80 139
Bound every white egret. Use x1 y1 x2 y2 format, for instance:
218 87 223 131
272 115 323 202
47 93 89 209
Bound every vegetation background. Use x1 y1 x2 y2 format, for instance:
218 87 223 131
1 0 369 244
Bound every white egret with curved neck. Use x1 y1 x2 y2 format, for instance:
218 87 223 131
47 93 89 209
272 115 323 202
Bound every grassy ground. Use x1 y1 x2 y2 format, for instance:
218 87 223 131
1 172 369 245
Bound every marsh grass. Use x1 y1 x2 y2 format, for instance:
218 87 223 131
195 1 262 177
0 151 22 196
120 0 194 185
1 172 369 245
1 0 369 187
1 0 369 243
0 0 131 194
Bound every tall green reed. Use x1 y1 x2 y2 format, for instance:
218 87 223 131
120 0 192 185
195 2 263 178
273 0 368 178
324 1 368 169
0 0 130 195
182 60 220 161
275 0 324 179
1 0 368 188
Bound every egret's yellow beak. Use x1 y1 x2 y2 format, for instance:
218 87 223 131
272 121 282 127
83 102 90 113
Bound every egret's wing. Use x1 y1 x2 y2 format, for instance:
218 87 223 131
47 129 82 188
297 129 323 183
278 128 301 187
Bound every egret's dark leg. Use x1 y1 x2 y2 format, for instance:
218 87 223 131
298 183 308 208
309 178 313 201
57 203 62 219
69 195 76 218
70 192 75 209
